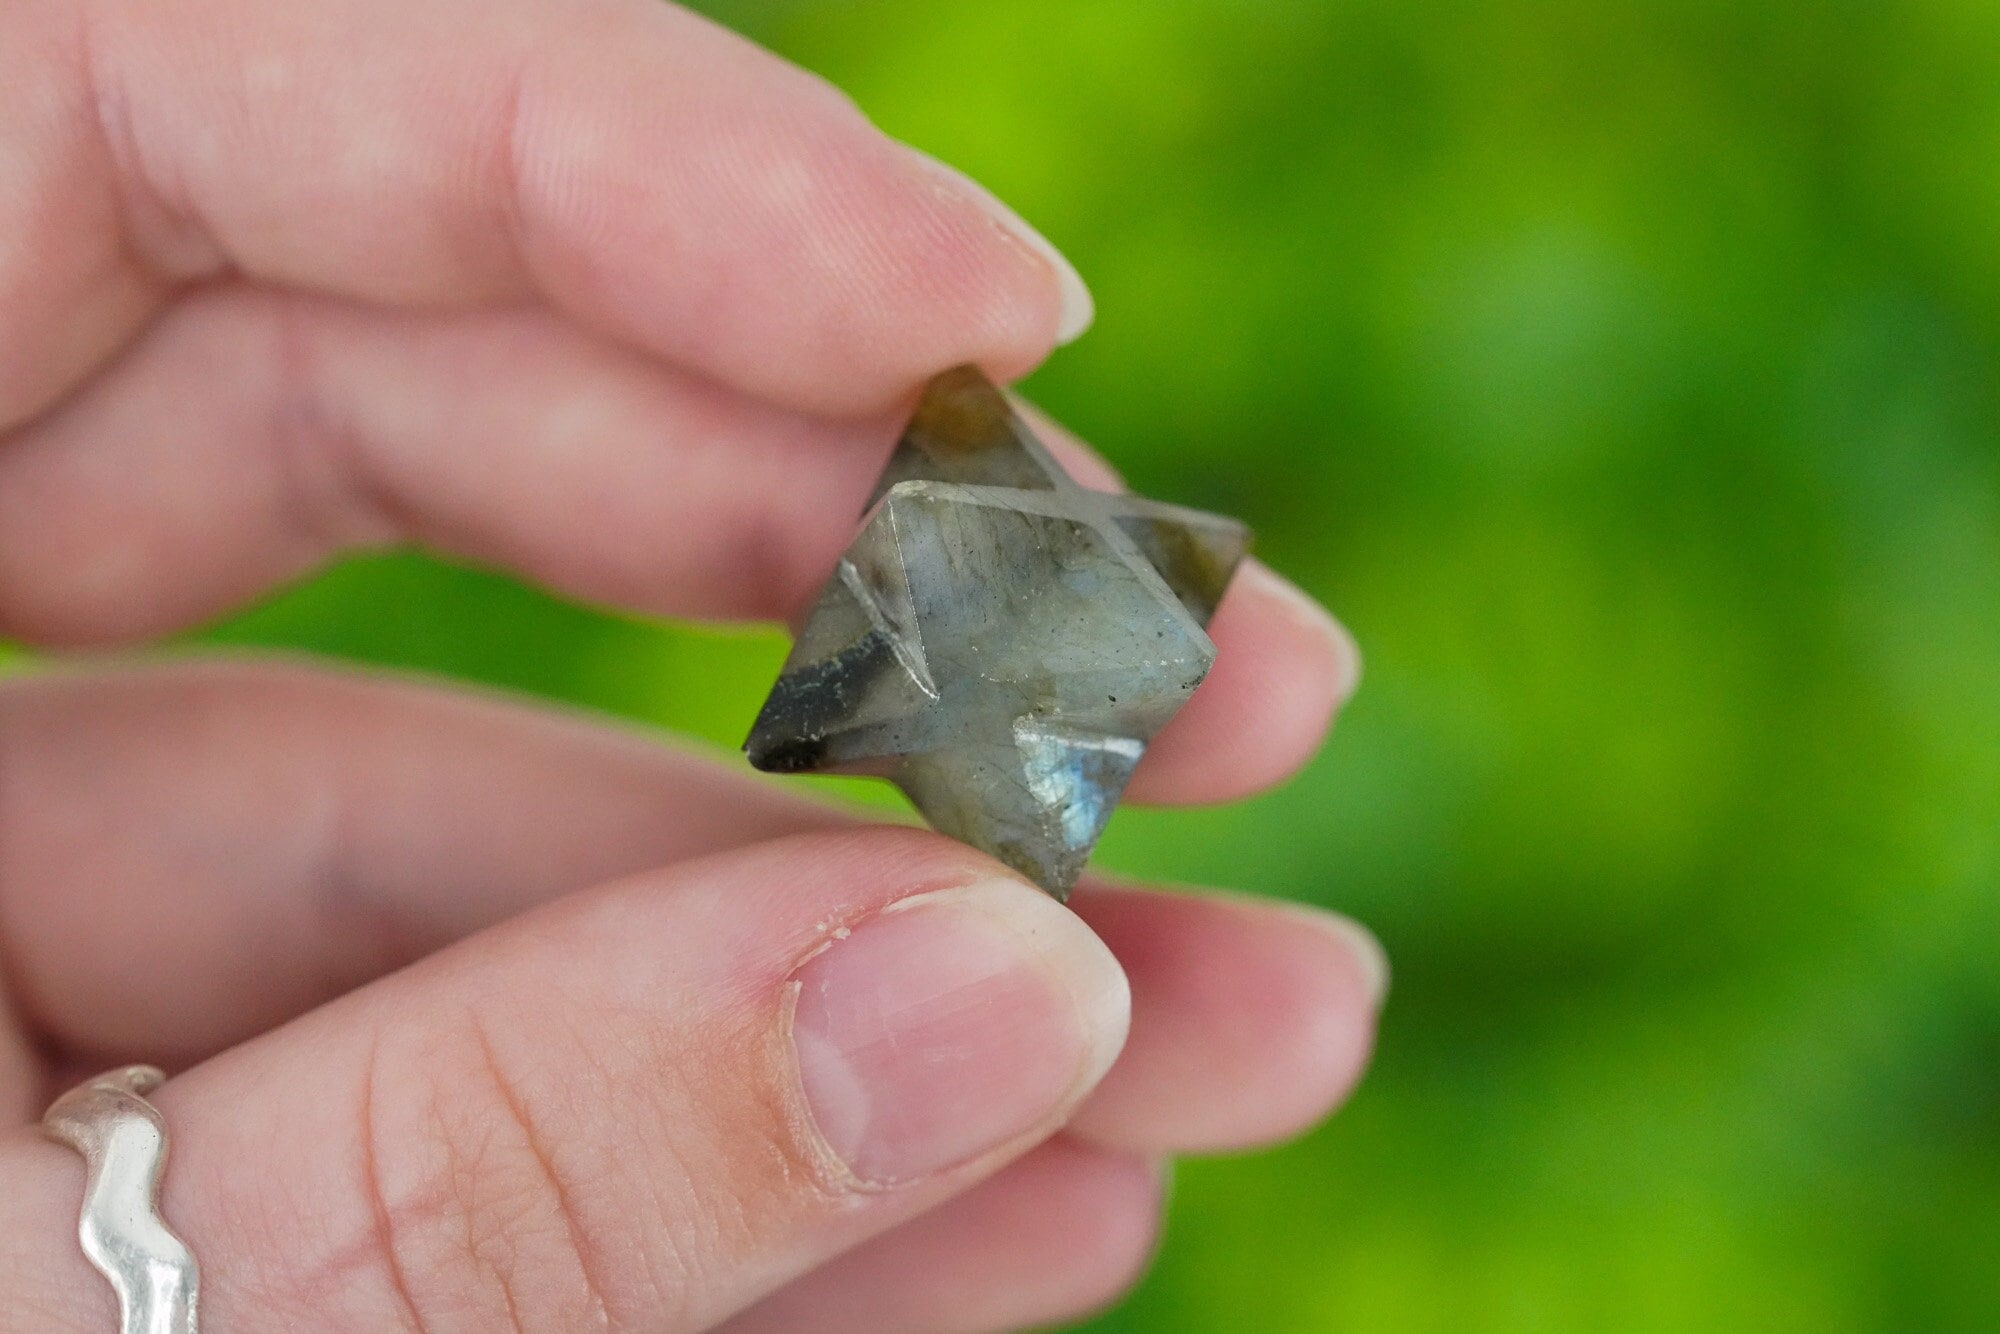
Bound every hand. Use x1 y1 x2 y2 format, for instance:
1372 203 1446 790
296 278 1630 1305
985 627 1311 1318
0 0 1380 1328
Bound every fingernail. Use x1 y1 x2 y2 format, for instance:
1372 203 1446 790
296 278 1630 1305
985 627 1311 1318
901 145 1096 344
1332 915 1390 1009
1238 561 1363 704
790 878 1129 1186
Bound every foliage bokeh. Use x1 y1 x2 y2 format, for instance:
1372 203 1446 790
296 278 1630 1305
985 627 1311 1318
31 0 2000 1327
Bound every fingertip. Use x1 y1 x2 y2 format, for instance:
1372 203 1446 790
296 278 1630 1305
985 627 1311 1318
1281 901 1390 1013
1128 559 1355 804
1027 1144 1166 1320
788 873 1131 1187
538 73 1077 414
1066 886 1381 1154
1238 560 1363 705
896 144 1094 349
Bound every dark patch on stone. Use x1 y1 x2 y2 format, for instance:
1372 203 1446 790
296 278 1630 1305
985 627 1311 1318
745 631 901 773
744 733 829 774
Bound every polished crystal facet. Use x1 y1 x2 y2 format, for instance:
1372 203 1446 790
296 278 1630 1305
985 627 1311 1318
745 367 1250 898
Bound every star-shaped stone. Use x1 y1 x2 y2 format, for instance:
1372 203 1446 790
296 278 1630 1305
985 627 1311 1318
745 367 1250 898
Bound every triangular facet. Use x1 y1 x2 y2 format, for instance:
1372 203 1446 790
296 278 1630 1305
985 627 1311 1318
892 723 1144 901
865 366 1069 510
1112 502 1252 628
1013 721 1145 867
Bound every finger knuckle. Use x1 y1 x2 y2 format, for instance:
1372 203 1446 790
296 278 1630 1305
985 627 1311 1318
356 1020 624 1332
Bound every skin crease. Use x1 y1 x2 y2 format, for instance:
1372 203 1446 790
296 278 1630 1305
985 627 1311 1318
0 0 1381 1330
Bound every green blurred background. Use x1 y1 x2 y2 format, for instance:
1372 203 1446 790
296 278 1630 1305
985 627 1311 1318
22 0 2000 1327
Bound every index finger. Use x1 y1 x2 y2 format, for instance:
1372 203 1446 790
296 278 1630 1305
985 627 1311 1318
0 0 1087 429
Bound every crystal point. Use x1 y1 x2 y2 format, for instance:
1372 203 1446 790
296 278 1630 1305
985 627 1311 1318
745 368 1250 899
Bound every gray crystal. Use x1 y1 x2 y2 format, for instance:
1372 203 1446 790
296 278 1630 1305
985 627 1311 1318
745 367 1250 899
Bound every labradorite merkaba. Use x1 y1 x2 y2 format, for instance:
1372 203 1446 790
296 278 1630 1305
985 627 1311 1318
744 367 1250 899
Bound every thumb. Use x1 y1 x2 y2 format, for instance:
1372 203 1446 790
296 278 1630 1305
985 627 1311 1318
0 829 1129 1331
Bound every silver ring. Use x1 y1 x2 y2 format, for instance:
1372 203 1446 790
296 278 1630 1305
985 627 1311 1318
42 1065 201 1334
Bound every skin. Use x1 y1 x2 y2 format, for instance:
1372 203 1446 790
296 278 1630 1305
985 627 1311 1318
0 0 1382 1329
